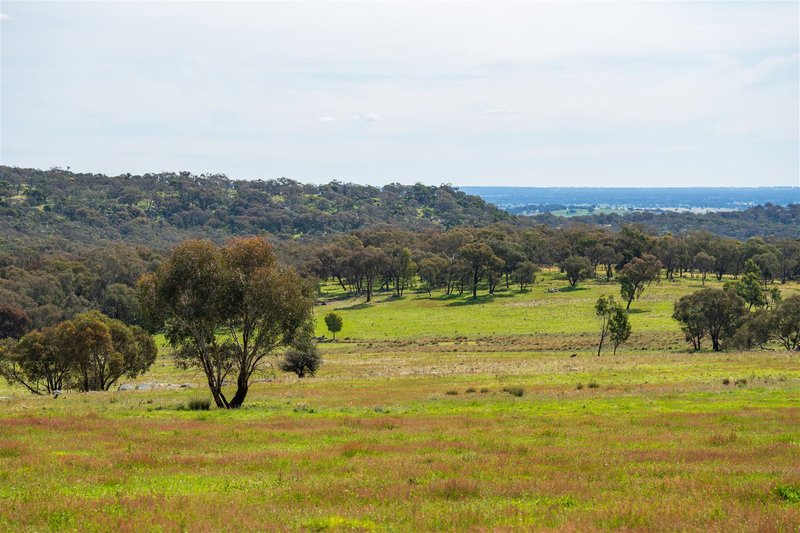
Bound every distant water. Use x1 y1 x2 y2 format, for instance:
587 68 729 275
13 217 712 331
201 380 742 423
461 187 800 213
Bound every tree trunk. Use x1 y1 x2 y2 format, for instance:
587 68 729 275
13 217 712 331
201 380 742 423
228 377 249 409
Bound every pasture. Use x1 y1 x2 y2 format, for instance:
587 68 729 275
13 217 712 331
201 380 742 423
0 273 798 531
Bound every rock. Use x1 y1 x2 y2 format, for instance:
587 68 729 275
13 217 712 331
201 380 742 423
118 384 135 391
135 383 154 391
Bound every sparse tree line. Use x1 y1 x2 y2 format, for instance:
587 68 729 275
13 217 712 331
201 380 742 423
297 225 800 302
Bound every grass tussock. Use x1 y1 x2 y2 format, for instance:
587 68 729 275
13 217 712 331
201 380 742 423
186 398 211 411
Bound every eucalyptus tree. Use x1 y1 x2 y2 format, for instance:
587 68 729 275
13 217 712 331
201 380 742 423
139 237 315 408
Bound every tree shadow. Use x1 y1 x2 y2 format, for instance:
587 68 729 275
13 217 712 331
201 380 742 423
558 286 590 293
445 294 496 306
338 302 371 311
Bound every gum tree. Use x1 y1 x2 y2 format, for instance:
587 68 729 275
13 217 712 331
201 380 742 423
139 237 315 408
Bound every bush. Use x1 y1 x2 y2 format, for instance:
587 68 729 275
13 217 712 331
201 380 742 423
502 386 524 397
575 382 584 390
279 344 322 378
445 390 458 396
722 378 730 385
587 381 599 389
465 387 476 393
479 388 490 394
187 398 211 411
776 485 800 503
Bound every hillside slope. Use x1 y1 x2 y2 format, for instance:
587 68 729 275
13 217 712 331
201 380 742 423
0 166 512 250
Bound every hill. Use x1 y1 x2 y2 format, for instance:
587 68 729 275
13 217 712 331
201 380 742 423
0 166 511 251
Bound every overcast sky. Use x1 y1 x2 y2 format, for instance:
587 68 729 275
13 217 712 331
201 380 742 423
1 1 798 187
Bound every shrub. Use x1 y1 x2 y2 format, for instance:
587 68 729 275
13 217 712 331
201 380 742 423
722 378 730 385
465 387 476 393
279 343 322 378
502 386 524 397
776 485 800 503
734 378 747 386
587 381 599 389
445 390 458 396
575 382 584 390
187 398 211 411
479 388 490 394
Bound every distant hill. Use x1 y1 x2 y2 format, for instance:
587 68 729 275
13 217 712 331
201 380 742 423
1 167 797 255
0 166 511 250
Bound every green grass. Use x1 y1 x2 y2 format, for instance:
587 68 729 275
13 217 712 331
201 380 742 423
1 274 798 531
314 270 798 343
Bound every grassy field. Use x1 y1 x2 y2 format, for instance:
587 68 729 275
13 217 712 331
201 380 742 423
1 273 799 531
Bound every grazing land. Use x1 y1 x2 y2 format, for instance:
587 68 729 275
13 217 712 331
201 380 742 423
1 273 798 531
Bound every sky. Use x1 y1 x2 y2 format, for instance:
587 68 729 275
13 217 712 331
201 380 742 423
1 1 798 187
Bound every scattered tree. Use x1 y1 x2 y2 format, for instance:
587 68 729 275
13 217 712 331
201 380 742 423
609 307 632 355
618 254 662 309
672 287 746 351
324 312 343 340
138 237 315 409
693 252 715 286
513 261 538 292
595 295 617 356
561 255 593 288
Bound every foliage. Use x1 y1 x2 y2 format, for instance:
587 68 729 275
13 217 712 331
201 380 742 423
279 343 322 378
138 237 315 408
323 312 343 340
609 306 632 355
594 295 617 357
512 261 538 291
0 304 31 340
0 311 155 393
672 288 746 351
618 254 662 309
561 256 593 288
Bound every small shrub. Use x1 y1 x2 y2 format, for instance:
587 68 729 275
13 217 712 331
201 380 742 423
734 378 747 386
502 386 524 397
776 485 800 503
575 383 584 390
587 381 599 389
279 344 322 378
479 388 490 394
465 387 476 393
445 390 458 396
187 398 211 411
722 378 730 386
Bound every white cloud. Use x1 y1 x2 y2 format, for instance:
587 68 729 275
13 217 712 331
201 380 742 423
317 116 336 123
0 12 11 20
